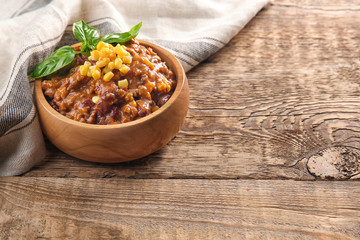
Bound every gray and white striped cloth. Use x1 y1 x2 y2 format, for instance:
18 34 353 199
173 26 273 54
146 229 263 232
0 0 270 176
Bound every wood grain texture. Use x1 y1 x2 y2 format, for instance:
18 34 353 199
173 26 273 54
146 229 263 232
24 0 360 180
1 177 360 240
9 2 360 239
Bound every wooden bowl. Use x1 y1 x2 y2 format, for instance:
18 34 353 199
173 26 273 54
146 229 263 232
35 40 189 163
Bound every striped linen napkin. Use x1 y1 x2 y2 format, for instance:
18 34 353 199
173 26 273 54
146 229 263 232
0 0 270 176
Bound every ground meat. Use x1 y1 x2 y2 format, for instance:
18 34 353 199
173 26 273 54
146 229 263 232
41 39 176 125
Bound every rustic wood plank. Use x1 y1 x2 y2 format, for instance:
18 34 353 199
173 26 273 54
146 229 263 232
1 178 360 240
272 0 360 11
24 0 360 179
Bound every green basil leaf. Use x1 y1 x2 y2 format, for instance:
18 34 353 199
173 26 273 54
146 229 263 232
73 20 100 54
80 41 91 56
73 20 100 44
96 22 142 45
29 46 76 78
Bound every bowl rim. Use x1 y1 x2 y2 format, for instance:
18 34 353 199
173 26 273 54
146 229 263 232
35 39 186 129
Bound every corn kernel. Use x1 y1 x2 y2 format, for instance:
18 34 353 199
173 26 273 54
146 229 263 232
102 66 111 75
89 67 95 73
84 61 91 67
92 96 100 104
96 41 106 51
123 55 132 64
118 79 128 89
107 43 114 50
92 69 101 80
90 50 101 61
166 83 171 92
160 79 171 93
109 52 116 61
96 57 110 68
152 105 159 112
91 66 101 73
87 68 92 77
108 61 115 71
119 64 130 74
114 44 121 52
115 44 127 57
114 58 123 69
100 47 112 57
143 58 154 70
103 71 114 82
158 83 166 92
130 101 137 107
79 65 88 76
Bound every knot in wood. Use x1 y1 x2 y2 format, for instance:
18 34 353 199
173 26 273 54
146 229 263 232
307 146 360 179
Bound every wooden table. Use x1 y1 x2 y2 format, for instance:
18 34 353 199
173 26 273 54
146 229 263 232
2 0 360 239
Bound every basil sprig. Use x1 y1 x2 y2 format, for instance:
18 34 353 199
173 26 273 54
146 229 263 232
29 46 78 78
30 21 142 79
72 20 100 56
